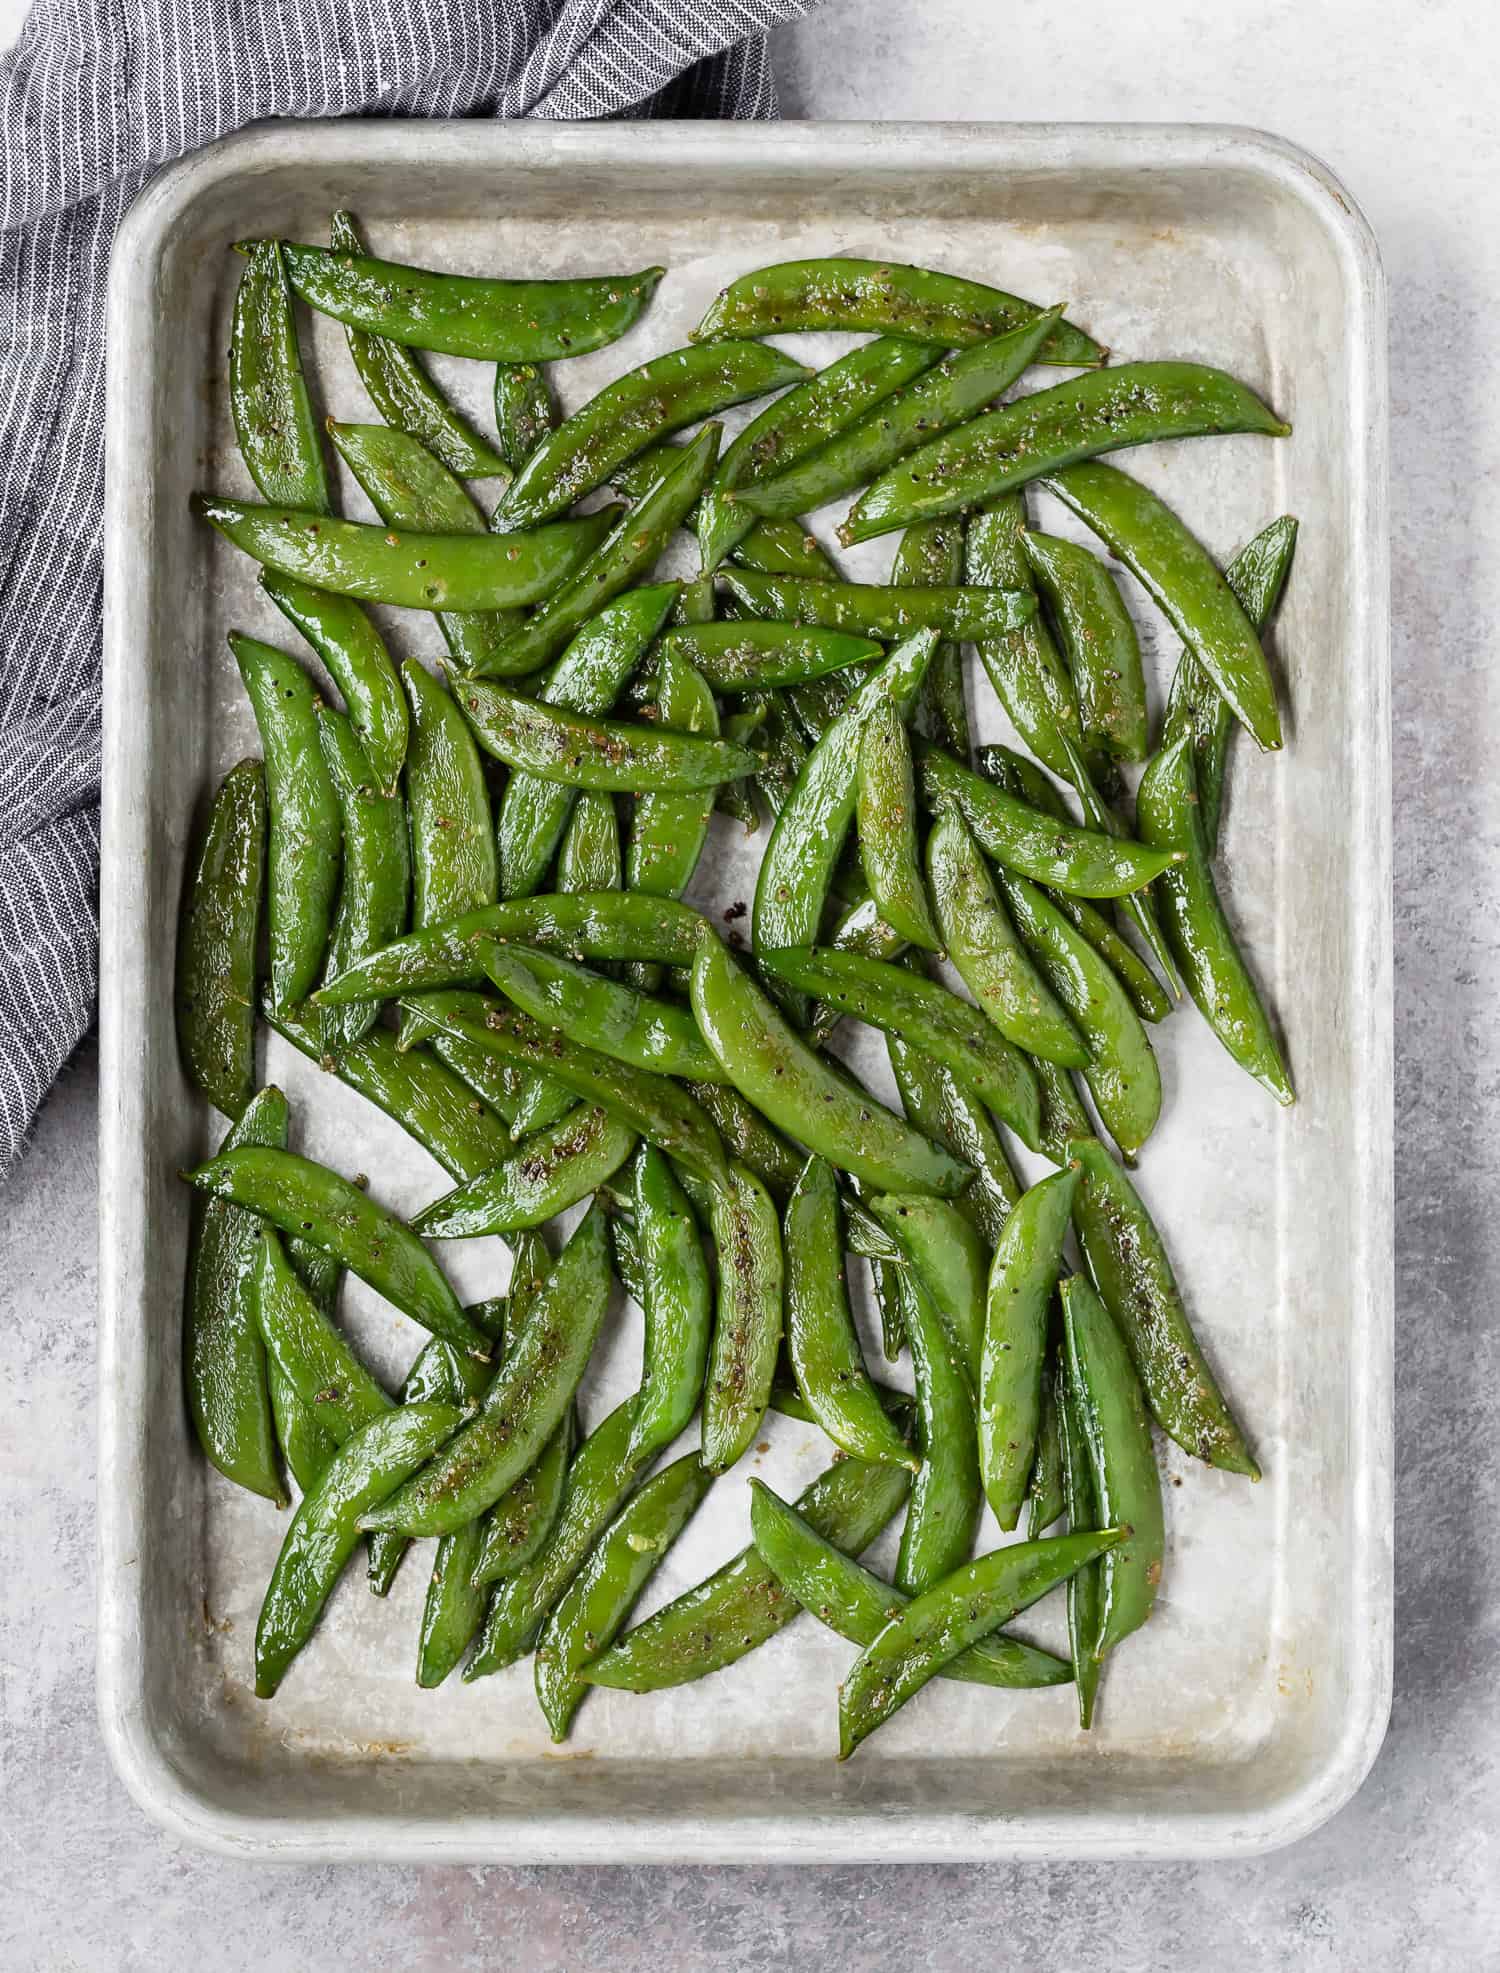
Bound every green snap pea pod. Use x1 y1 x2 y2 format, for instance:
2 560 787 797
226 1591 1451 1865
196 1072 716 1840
844 361 1290 545
698 336 938 572
722 569 1034 643
496 342 810 529
1060 1273 1164 1657
784 1156 917 1470
918 743 1180 898
328 211 507 478
458 676 756 794
604 437 688 501
656 622 883 693
737 314 1064 534
484 943 723 1082
974 739 1072 820
1027 1346 1067 1535
1163 516 1298 852
1057 1357 1103 1727
229 240 329 510
965 496 1087 780
681 1081 803 1205
926 808 1088 1068
805 898 908 1047
979 1169 1078 1530
316 707 410 1056
264 238 663 361
183 1146 486 1355
785 668 874 748
327 420 522 675
412 1106 636 1238
1023 530 1149 764
416 1516 493 1688
1137 734 1293 1102
176 759 264 1120
731 518 839 579
1053 893 1172 1024
254 1402 463 1696
185 1088 288 1501
892 515 971 761
702 1161 785 1473
628 1145 713 1462
410 981 729 1187
254 1228 393 1442
1055 730 1180 996
854 696 941 951
994 872 1161 1160
750 692 809 823
402 658 497 929
753 630 936 1012
536 1453 716 1739
361 1204 611 1537
475 427 721 678
494 361 559 473
627 649 718 913
1032 1052 1093 1166
557 792 620 895
1067 1134 1258 1476
673 572 718 628
260 572 409 796
869 1192 989 1388
195 495 614 612
759 945 1041 1151
231 634 341 1012
469 1401 575 1591
887 1033 1020 1248
692 258 1099 365
317 892 707 1004
583 1451 912 1692
502 1077 582 1148
748 1482 1070 1690
466 1395 651 1671
690 936 968 1197
895 1270 982 1595
268 1366 336 1497
1045 460 1284 751
839 1526 1123 1757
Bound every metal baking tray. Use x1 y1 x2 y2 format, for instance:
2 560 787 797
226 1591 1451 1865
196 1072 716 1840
98 119 1391 1862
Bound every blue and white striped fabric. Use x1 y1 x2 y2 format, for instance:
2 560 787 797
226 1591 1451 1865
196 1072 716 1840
0 0 808 1177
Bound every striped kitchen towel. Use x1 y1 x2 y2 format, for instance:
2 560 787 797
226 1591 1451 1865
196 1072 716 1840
0 0 812 1177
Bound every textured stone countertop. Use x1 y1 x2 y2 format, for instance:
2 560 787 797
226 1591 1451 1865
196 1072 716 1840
3 0 1491 1964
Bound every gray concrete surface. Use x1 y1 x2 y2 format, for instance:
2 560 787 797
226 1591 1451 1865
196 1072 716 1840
1 0 1492 1964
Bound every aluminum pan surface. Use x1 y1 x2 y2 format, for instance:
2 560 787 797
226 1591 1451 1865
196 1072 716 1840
98 120 1391 1863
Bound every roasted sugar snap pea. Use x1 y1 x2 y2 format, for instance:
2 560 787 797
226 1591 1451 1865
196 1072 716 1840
892 514 972 761
749 1482 1070 1690
536 1452 715 1740
657 621 882 693
230 239 330 510
886 1032 1020 1247
413 1105 636 1238
1027 1348 1068 1537
468 1400 575 1594
316 706 410 1056
838 1528 1122 1757
690 935 968 1197
264 237 663 361
784 1156 917 1471
681 1081 802 1205
182 1145 486 1355
1030 1051 1093 1167
628 647 718 913
855 695 941 951
260 571 409 795
494 360 559 473
1023 529 1149 764
1052 892 1173 1025
894 1270 982 1595
843 362 1290 544
979 1168 1078 1531
721 569 1034 643
402 658 496 937
176 759 265 1120
484 943 722 1081
701 1161 785 1473
557 793 621 896
1057 1356 1104 1728
1054 730 1180 995
231 633 341 1012
254 1226 393 1445
495 341 809 528
868 1193 989 1387
184 1087 288 1502
329 211 507 478
628 1144 713 1461
964 496 1088 779
254 1402 463 1696
731 516 839 580
1136 733 1293 1102
691 257 1101 366
582 1451 912 1693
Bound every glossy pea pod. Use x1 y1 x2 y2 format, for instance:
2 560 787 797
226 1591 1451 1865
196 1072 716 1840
868 1192 989 1386
657 622 882 693
176 758 265 1120
626 647 719 915
229 239 330 510
722 569 1033 644
260 571 409 795
1027 1345 1068 1537
231 634 341 1012
582 1450 913 1693
843 361 1290 544
535 1452 716 1741
1054 730 1181 998
1023 530 1149 764
730 517 840 581
557 793 621 897
701 1161 785 1473
895 1269 982 1596
1137 733 1293 1102
978 1168 1077 1531
184 1087 288 1502
691 257 1100 365
1060 1273 1165 1658
467 1400 576 1594
1056 1354 1104 1728
892 508 972 761
783 1156 917 1470
1067 1134 1259 1477
254 1402 464 1697
265 1223 345 1501
837 1528 1123 1759
494 361 560 473
267 236 664 360
748 1481 1070 1691
886 1031 1020 1248
855 696 941 950
483 944 722 1082
494 341 810 528
316 706 410 1056
682 1081 803 1205
329 211 507 478
628 1144 713 1462
689 936 968 1198
1031 1048 1094 1166
804 896 909 1046
412 1105 637 1238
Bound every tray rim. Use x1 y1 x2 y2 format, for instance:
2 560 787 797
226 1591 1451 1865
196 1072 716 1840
96 115 1392 1865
